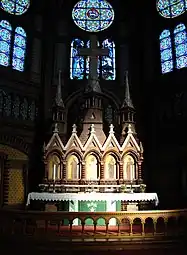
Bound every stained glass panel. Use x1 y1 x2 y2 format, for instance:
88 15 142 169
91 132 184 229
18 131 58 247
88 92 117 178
12 27 26 72
174 23 187 69
72 0 114 32
160 29 173 73
156 0 186 18
70 38 85 79
101 39 115 80
1 0 30 15
86 40 100 78
0 20 11 67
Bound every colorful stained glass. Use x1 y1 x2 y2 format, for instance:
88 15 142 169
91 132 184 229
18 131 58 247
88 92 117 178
159 29 173 73
0 20 11 67
86 40 100 78
72 0 114 32
12 27 26 71
101 39 115 80
156 0 187 18
174 23 187 69
70 38 85 79
1 0 30 15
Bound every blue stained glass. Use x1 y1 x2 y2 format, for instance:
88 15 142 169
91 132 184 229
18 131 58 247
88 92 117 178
159 29 173 73
101 39 116 80
72 0 114 32
174 23 187 69
70 38 85 79
156 0 186 18
12 27 26 72
1 0 30 15
0 20 11 67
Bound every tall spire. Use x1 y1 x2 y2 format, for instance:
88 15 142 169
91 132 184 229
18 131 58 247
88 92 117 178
122 71 134 109
55 70 64 107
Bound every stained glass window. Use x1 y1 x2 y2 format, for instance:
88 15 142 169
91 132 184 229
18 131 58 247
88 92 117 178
70 38 84 79
174 23 187 69
86 40 100 78
102 39 115 80
160 29 173 73
72 0 114 32
12 27 26 72
70 38 116 80
0 20 11 67
156 0 187 18
1 0 30 15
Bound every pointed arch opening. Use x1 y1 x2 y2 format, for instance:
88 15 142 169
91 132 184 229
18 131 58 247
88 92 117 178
123 154 136 181
48 154 61 181
67 154 81 180
159 29 173 74
12 27 26 72
85 154 100 180
70 38 84 79
104 154 118 179
0 20 12 67
174 23 187 69
102 39 116 80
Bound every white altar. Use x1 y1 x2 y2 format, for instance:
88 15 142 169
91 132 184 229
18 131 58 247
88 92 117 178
27 192 159 207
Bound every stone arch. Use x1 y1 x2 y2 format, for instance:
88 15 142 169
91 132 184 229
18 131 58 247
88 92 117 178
84 152 100 180
0 134 29 155
103 154 118 180
64 149 83 162
83 150 102 162
66 154 81 180
102 150 121 163
46 152 62 180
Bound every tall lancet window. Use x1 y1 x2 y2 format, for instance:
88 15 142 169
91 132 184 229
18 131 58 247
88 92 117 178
13 27 26 71
67 155 80 179
70 38 84 79
174 23 187 69
160 29 173 74
102 39 116 80
123 155 135 181
0 20 12 67
105 154 117 179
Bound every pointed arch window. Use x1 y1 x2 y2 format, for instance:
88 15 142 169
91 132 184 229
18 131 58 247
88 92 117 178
0 20 12 67
70 38 116 80
159 29 173 74
174 23 187 69
102 39 116 80
12 27 26 71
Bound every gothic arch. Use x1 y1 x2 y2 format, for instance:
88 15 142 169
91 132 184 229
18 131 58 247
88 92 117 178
0 134 29 155
83 150 102 162
65 149 83 162
102 150 121 163
121 149 139 162
46 149 64 161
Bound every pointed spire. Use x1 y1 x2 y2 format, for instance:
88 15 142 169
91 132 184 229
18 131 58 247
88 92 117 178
122 71 134 109
55 70 64 107
72 124 77 134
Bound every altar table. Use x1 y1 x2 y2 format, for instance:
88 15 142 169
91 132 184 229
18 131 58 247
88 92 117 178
27 192 159 206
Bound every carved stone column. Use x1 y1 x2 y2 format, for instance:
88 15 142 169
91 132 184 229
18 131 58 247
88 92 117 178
137 161 142 180
81 161 86 180
119 162 123 180
44 159 48 181
62 161 67 180
100 162 104 180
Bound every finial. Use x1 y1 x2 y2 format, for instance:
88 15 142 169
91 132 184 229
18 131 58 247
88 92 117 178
109 124 114 134
55 70 64 107
90 124 95 134
122 71 134 109
72 124 77 134
127 124 133 134
53 123 59 133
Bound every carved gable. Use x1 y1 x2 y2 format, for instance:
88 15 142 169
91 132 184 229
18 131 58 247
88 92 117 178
45 133 64 152
121 133 140 152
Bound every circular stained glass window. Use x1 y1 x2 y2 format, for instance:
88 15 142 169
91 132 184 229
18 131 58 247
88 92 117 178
72 0 114 32
156 0 186 18
1 0 30 15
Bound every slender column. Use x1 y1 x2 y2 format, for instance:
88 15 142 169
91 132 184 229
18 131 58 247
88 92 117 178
138 161 142 180
44 160 48 180
81 161 86 179
100 162 104 180
62 161 66 180
142 220 145 236
130 221 133 235
119 162 123 180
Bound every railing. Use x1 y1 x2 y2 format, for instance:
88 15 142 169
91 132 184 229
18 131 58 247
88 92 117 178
0 209 187 243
